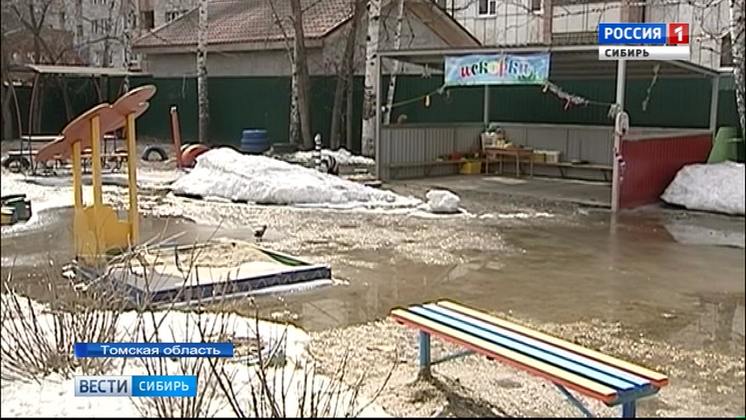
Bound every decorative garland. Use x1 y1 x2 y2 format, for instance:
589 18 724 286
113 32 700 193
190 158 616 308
541 81 620 119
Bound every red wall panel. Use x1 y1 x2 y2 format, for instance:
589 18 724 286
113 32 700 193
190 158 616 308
619 134 712 209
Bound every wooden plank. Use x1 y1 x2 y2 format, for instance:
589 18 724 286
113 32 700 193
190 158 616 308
391 309 619 403
436 300 669 387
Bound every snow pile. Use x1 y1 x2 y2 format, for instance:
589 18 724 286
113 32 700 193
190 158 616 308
284 148 375 166
422 190 461 214
661 162 745 216
170 148 419 209
0 294 389 418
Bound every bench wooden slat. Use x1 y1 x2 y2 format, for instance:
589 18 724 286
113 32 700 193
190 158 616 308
533 162 612 171
418 304 650 389
391 309 620 403
436 300 668 387
389 160 479 169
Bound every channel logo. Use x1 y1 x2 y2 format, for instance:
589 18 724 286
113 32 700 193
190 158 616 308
598 23 689 45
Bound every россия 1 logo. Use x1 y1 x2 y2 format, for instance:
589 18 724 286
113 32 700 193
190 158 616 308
598 22 689 45
597 22 690 61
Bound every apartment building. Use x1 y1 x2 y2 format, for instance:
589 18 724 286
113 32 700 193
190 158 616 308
38 0 195 68
439 0 733 69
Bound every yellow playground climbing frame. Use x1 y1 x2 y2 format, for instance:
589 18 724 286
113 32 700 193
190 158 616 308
35 85 157 265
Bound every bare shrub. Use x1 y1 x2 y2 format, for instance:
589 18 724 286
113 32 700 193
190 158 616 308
0 260 127 382
2 230 395 418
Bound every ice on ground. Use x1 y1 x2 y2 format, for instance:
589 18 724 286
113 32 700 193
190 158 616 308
664 221 745 248
422 190 461 214
0 294 389 418
1 172 93 234
170 148 419 209
661 162 745 216
282 148 375 166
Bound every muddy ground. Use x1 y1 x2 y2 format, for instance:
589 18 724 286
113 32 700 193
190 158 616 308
1 154 744 417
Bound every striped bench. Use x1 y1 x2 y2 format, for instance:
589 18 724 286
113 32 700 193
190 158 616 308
390 301 669 418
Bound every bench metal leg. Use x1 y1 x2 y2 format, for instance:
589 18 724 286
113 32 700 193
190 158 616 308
621 402 636 418
418 331 431 372
554 384 596 418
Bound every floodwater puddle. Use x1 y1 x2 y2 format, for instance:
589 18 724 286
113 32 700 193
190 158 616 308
1 204 744 358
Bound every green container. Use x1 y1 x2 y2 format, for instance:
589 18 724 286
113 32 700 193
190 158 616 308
736 138 745 163
1 195 30 222
709 127 739 163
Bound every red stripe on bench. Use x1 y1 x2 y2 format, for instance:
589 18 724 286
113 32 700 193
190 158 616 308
435 300 669 388
390 310 620 404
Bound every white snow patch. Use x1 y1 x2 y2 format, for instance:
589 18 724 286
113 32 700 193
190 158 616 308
170 148 419 209
283 148 375 166
0 295 389 418
661 162 745 216
422 190 461 214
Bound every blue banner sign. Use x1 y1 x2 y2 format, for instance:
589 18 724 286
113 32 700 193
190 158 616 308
74 342 234 358
598 23 667 45
444 53 551 86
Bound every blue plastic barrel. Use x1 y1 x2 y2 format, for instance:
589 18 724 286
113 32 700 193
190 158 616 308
239 129 269 154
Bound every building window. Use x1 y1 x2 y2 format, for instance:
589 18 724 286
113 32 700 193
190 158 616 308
530 0 542 12
165 10 188 22
76 24 84 37
91 18 112 35
140 10 155 30
91 0 109 5
58 12 66 27
478 0 496 16
720 34 733 67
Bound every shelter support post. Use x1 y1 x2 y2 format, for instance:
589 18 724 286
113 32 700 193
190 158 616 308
374 54 383 180
709 75 720 134
483 85 490 126
611 60 626 213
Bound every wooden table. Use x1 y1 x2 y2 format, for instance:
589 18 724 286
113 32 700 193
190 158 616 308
484 146 534 178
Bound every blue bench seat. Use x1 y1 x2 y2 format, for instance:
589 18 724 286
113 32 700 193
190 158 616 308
390 300 669 418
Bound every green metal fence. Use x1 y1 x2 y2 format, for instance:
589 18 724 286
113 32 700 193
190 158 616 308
6 74 740 153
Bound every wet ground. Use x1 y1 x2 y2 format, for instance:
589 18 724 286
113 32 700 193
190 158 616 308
1 167 744 416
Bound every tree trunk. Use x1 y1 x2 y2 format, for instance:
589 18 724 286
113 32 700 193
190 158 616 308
383 0 405 125
361 0 382 157
1 85 13 140
345 74 354 150
330 0 365 150
289 58 301 145
267 0 300 145
122 2 134 92
729 0 745 141
1 47 14 140
197 0 210 145
290 0 313 150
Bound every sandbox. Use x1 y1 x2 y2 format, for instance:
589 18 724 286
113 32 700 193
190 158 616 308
77 241 332 307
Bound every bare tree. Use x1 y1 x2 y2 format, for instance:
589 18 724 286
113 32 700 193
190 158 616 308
725 0 745 140
265 0 301 145
290 0 313 150
330 0 366 150
361 0 382 157
1 0 87 129
196 0 210 144
121 0 136 92
684 0 745 139
383 0 405 125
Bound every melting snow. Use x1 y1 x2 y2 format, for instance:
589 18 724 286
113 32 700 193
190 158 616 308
170 148 419 209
